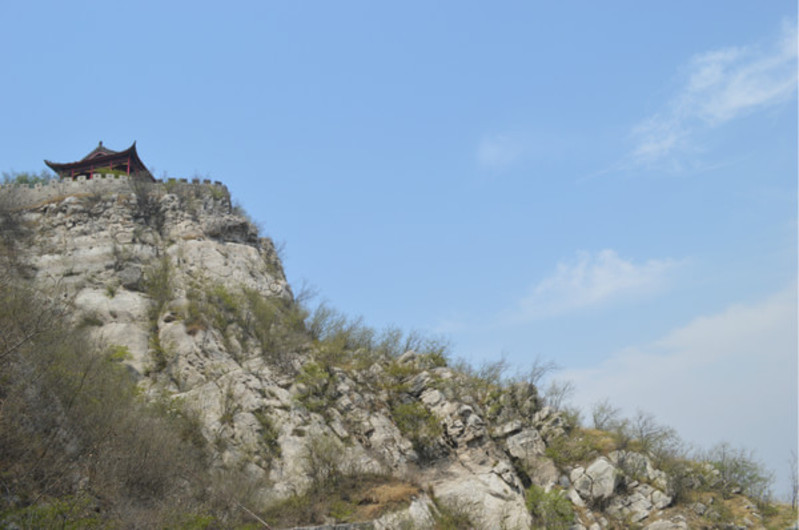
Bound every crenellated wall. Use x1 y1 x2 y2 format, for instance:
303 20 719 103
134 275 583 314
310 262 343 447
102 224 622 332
0 174 229 209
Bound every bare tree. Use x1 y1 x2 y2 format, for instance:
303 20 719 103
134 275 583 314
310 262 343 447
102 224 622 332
705 442 774 502
591 398 622 430
630 410 679 454
543 379 575 411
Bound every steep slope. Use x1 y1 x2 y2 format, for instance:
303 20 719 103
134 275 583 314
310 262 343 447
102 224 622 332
2 177 791 529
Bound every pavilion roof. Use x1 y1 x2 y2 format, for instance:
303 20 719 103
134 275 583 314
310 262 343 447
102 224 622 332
45 141 154 181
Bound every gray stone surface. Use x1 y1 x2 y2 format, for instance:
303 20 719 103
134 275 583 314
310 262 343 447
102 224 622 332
8 181 769 530
571 457 619 502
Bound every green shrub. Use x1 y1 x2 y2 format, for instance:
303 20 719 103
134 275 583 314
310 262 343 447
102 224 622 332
390 401 443 461
296 362 334 413
147 332 170 374
219 381 240 426
253 409 281 459
303 433 344 488
431 497 477 530
78 312 104 328
525 484 574 529
107 344 131 362
0 278 223 526
242 288 279 349
0 495 103 529
143 254 172 322
263 492 318 527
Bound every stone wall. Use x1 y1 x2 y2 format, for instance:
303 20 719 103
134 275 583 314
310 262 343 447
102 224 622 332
0 174 229 210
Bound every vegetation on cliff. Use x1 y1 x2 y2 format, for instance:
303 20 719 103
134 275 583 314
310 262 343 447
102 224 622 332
0 177 794 529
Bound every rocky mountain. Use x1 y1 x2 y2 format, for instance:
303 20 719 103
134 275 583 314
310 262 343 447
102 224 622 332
0 176 793 529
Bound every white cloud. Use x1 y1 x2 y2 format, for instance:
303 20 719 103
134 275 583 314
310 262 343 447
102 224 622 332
477 134 524 171
627 21 797 168
562 285 798 496
515 249 680 319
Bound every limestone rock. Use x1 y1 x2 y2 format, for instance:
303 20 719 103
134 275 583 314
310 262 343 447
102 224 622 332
533 406 568 442
428 459 531 530
493 419 523 438
374 493 436 529
643 515 688 529
571 457 619 502
609 450 669 491
10 181 762 530
505 427 546 460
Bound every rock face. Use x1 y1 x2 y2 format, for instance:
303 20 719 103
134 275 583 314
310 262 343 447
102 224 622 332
7 180 773 530
11 181 538 527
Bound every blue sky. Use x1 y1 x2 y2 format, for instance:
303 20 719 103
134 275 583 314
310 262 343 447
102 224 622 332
1 1 796 497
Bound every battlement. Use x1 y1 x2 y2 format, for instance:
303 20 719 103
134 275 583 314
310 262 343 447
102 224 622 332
0 174 229 209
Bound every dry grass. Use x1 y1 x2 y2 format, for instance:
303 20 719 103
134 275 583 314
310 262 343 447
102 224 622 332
655 491 797 530
263 475 420 527
579 428 619 454
762 503 798 530
354 482 421 520
264 474 421 528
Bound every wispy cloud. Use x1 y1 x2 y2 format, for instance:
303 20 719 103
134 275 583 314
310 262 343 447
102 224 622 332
625 21 797 170
476 134 524 171
514 249 681 319
561 285 797 495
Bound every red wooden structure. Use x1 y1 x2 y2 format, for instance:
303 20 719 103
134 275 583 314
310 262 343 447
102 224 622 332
45 141 154 181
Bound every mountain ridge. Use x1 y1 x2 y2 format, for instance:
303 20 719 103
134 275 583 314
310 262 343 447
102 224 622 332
0 176 793 529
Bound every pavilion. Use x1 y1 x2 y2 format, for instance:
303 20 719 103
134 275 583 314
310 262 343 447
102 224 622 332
45 141 154 181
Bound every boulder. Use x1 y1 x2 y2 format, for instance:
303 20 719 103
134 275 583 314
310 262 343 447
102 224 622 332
570 457 619 502
505 428 546 460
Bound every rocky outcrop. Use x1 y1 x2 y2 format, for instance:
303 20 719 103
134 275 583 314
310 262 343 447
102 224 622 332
571 457 620 503
8 182 777 530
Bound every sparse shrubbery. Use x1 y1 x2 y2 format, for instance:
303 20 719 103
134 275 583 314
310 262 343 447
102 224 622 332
3 169 790 528
185 280 307 368
2 170 54 186
262 432 419 527
303 432 345 488
243 286 308 364
0 187 30 256
390 400 444 461
526 484 575 529
431 496 478 530
253 409 281 460
703 442 774 504
307 302 451 368
0 274 265 527
0 495 104 529
143 255 174 373
129 177 166 234
545 428 608 468
143 253 173 322
296 361 335 413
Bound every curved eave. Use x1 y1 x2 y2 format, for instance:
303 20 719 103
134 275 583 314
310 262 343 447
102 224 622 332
44 142 153 181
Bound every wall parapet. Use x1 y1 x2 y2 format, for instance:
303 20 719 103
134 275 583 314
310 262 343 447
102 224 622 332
0 174 229 209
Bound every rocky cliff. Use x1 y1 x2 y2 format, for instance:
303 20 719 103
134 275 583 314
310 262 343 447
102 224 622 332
1 178 791 529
